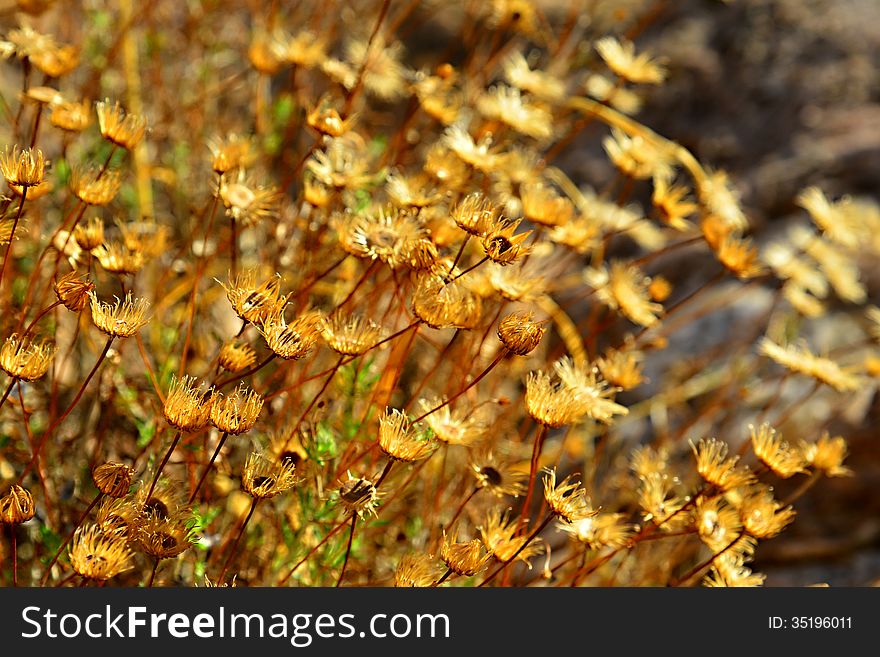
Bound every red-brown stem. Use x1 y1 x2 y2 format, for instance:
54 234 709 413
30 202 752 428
230 215 238 280
217 498 259 584
519 424 549 526
444 487 479 533
374 459 394 489
0 377 15 412
289 355 344 436
669 533 745 587
277 517 349 585
215 353 276 389
336 513 358 587
0 186 27 290
413 349 507 423
9 524 18 587
22 300 63 336
431 568 453 587
146 430 182 501
342 0 392 117
21 336 114 479
188 431 229 504
40 492 103 586
479 513 552 587
444 255 488 285
146 558 160 587
335 260 378 311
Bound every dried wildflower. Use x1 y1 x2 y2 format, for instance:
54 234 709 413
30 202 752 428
247 30 287 75
0 485 35 524
164 375 213 432
338 473 379 518
31 43 78 77
750 424 807 478
0 333 55 381
486 0 541 38
70 166 121 206
652 175 697 230
692 438 756 491
8 177 52 200
482 218 531 265
758 338 860 392
543 469 597 523
553 357 629 424
386 171 442 209
704 553 765 587
739 486 796 539
378 408 436 462
50 98 92 132
137 511 197 560
307 135 373 190
302 175 331 208
716 234 764 279
486 262 545 302
89 292 151 338
395 553 443 587
219 169 280 227
603 129 672 180
1 145 45 187
219 340 257 373
451 193 496 237
284 30 326 68
321 313 384 356
413 73 461 125
241 451 298 499
558 512 634 550
548 214 601 254
698 170 748 233
345 36 409 101
93 241 145 275
54 271 94 311
585 73 643 115
207 134 254 174
268 429 309 469
477 85 553 140
792 227 866 304
520 182 574 228
220 270 286 325
96 100 147 150
419 399 489 446
630 446 669 480
440 532 491 577
443 125 501 172
210 384 263 435
503 52 565 102
525 369 585 428
92 462 135 498
585 261 663 328
69 526 134 581
412 273 482 329
424 144 469 189
796 186 862 249
696 497 746 553
135 480 184 520
480 510 543 566
801 433 853 477
259 309 322 360
497 311 545 356
638 473 690 530
95 497 141 535
596 347 644 391
73 215 104 251
596 36 667 85
340 207 428 269
321 57 357 90
306 101 355 139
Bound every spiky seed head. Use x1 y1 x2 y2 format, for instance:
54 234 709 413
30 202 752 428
69 525 134 581
54 271 94 311
163 375 213 432
0 333 55 381
88 291 151 338
241 451 299 499
497 311 545 355
0 484 35 524
0 145 45 187
209 383 263 435
92 462 136 498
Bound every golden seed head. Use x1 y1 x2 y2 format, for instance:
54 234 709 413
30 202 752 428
497 311 545 355
95 497 141 536
241 451 299 499
320 313 385 356
70 166 122 206
136 511 197 560
134 480 184 521
749 423 807 478
88 292 151 338
73 215 105 251
800 432 853 477
596 36 667 85
50 98 92 132
220 269 287 325
209 383 263 435
92 461 136 498
585 261 663 328
207 133 254 174
692 438 756 491
479 509 543 566
69 525 134 581
92 241 145 275
542 469 597 523
0 484 35 524
704 553 766 587
412 272 483 329
481 218 531 265
306 103 354 138
96 99 147 150
0 333 55 381
337 473 379 518
378 408 436 462
259 309 322 360
738 485 796 539
450 192 496 236
477 84 553 140
219 170 280 227
218 340 257 373
247 30 287 74
470 452 526 498
521 182 574 227
502 51 565 102
31 43 79 77
596 347 645 391
439 532 491 577
696 497 748 553
395 553 443 587
557 512 634 550
164 375 214 432
0 145 45 187
419 398 489 446
340 207 429 270
53 271 94 312
385 171 443 210
652 175 697 230
758 337 861 392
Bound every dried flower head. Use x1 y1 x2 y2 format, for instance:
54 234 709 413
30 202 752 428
451 193 496 236
92 462 136 498
477 85 553 140
525 368 585 428
585 261 663 328
412 273 482 329
796 186 862 249
692 438 756 491
0 333 55 381
521 182 574 228
259 309 322 360
0 484 35 524
395 553 443 587
164 375 213 432
321 313 385 356
596 36 667 85
95 497 141 536
73 215 104 251
603 129 672 180
497 311 545 356
750 423 807 478
1 145 45 187
96 99 147 150
696 497 746 553
50 98 92 132
480 509 543 566
482 218 531 265
218 340 257 373
378 408 436 462
241 451 299 499
542 469 597 523
419 398 489 446
800 433 853 477
89 292 151 338
758 338 860 392
704 553 765 587
93 241 145 275
440 532 491 577
219 169 280 227
136 511 197 560
558 511 634 550
503 52 565 102
70 166 121 206
739 486 796 539
338 473 380 518
69 526 134 581
208 133 254 174
596 347 645 391
135 480 184 521
54 271 95 311
220 270 286 325
210 383 263 435
340 207 428 269
553 357 629 424
652 175 697 230
716 234 764 279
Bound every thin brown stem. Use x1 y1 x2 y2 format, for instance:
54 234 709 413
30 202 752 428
0 187 27 290
444 487 479 532
479 513 552 587
218 498 259 584
519 424 548 526
413 349 506 423
188 431 229 504
146 430 182 501
146 558 160 587
336 512 358 587
40 493 103 586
